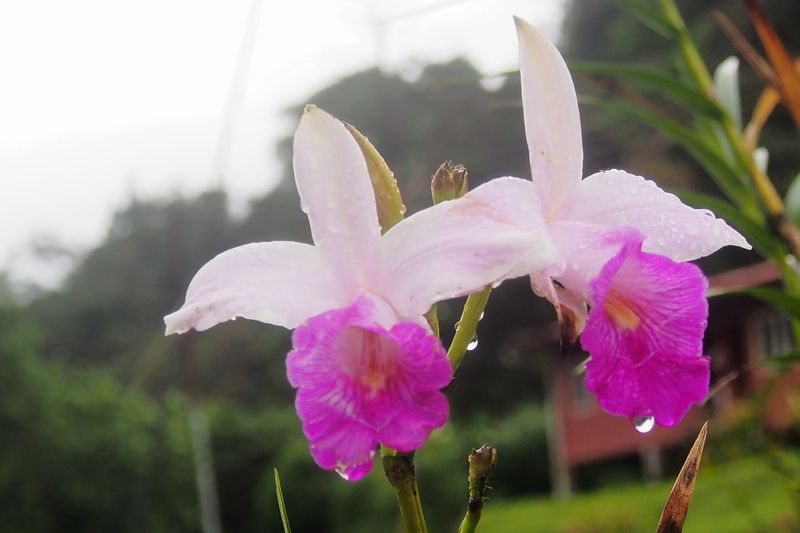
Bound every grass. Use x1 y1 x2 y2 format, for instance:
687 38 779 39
479 451 800 532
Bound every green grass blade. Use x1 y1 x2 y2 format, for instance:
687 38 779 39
274 467 292 533
572 62 725 119
678 190 778 258
581 96 756 214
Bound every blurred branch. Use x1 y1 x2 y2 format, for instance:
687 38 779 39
744 86 781 151
713 9 777 87
745 0 800 131
212 0 264 185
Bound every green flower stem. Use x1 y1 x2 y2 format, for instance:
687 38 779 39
448 287 492 372
381 446 428 533
660 0 713 95
458 514 479 533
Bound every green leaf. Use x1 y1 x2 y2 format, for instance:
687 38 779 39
767 350 800 370
606 0 677 38
274 467 292 533
694 116 732 164
743 287 800 321
344 122 405 233
572 62 725 119
581 96 757 214
678 190 778 258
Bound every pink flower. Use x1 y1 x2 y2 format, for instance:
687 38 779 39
508 18 750 425
287 296 452 480
581 231 710 426
164 106 559 479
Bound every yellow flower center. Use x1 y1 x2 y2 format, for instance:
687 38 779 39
354 330 398 395
603 289 640 330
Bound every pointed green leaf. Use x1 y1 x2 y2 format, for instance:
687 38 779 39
344 122 406 233
581 96 756 213
274 467 292 533
572 62 725 119
678 190 778 258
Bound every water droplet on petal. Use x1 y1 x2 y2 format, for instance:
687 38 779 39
467 338 479 351
335 468 350 480
633 416 655 434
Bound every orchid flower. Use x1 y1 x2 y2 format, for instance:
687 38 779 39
509 18 750 427
164 106 558 480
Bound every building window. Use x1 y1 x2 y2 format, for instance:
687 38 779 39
759 309 795 358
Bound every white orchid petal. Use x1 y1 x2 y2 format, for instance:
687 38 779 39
164 242 349 334
379 177 560 318
567 170 750 261
293 106 381 287
515 17 583 212
548 221 638 299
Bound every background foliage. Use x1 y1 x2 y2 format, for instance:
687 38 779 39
3 0 800 531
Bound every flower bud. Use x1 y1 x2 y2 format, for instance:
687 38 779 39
467 444 497 482
431 161 469 204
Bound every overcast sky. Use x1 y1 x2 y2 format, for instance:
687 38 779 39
1 0 565 288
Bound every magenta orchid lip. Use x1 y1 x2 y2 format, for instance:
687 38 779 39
287 296 452 481
582 233 710 427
